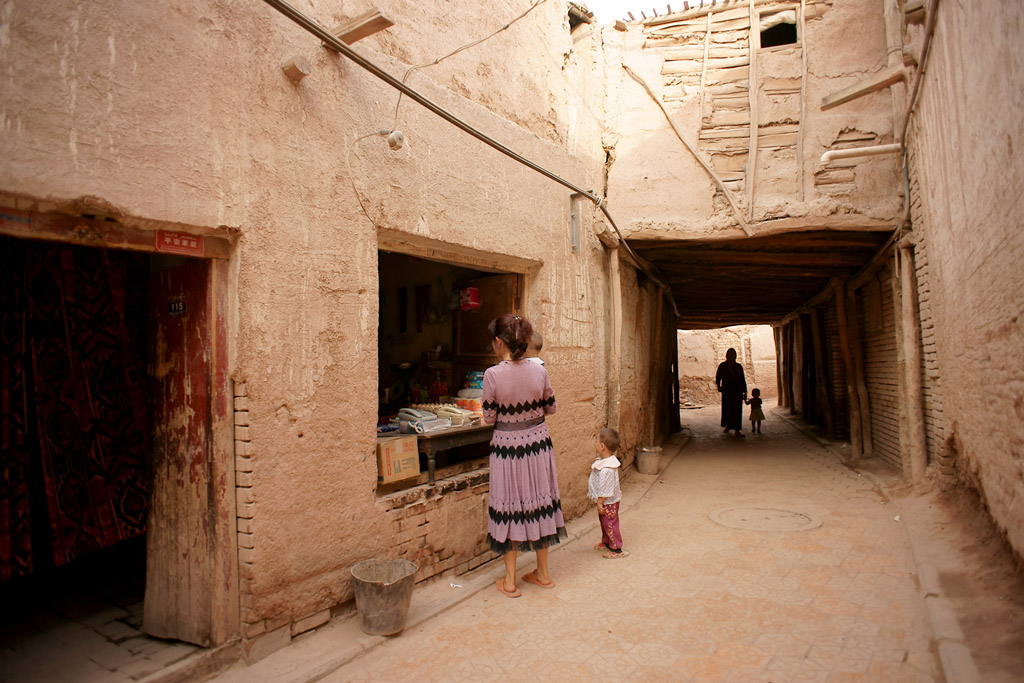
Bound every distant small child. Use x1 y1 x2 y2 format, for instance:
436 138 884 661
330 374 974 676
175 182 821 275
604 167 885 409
588 427 629 559
745 388 765 434
524 331 545 365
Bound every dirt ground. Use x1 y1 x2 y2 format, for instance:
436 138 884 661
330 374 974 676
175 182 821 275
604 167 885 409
888 476 1024 682
768 403 1024 682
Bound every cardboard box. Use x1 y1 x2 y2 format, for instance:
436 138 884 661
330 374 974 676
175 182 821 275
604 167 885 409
376 435 421 483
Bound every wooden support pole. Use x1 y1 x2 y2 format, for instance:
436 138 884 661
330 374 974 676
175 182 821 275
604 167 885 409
774 325 783 405
810 307 833 436
782 322 794 410
623 64 753 236
846 288 873 456
820 64 907 111
790 317 798 417
746 0 760 221
698 10 712 125
900 244 928 481
892 253 912 479
834 281 863 458
797 0 807 202
324 9 394 49
609 247 623 430
651 292 666 443
883 0 910 140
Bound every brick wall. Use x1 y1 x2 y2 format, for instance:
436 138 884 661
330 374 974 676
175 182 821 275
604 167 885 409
377 471 498 583
858 267 901 470
233 381 331 661
824 301 848 440
907 143 951 482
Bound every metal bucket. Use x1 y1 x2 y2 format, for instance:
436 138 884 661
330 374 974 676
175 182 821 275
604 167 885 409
636 446 662 475
350 558 418 636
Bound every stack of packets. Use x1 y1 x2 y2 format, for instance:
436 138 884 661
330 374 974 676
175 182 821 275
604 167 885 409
456 371 484 414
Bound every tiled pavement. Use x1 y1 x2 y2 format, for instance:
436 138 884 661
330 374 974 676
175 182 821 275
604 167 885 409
8 403 995 682
0 539 199 682
215 405 948 682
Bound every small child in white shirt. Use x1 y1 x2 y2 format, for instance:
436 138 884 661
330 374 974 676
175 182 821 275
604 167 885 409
588 427 628 558
524 331 545 366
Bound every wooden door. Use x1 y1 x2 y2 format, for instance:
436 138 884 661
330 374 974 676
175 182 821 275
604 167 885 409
453 274 519 388
143 258 232 646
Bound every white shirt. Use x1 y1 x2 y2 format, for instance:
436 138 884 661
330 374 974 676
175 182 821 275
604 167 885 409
587 455 621 504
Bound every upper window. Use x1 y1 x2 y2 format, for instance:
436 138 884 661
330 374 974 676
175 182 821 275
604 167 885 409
760 10 798 48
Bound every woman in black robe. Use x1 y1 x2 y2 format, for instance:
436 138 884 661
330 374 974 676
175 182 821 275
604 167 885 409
715 348 747 437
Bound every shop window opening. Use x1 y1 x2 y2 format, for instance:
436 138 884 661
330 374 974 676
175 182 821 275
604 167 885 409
376 250 521 493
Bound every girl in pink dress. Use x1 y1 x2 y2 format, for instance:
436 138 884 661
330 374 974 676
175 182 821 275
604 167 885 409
483 314 565 597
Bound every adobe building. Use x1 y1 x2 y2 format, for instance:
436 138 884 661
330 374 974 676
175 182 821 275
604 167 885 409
0 0 1021 669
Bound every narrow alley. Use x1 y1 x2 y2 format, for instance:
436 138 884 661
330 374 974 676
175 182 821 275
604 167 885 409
213 404 963 682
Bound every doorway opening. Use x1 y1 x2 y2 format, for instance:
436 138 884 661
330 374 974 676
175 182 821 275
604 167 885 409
376 249 521 490
676 325 778 410
0 234 219 679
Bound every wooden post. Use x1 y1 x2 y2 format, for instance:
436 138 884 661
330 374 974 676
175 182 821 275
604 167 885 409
746 0 760 221
846 288 873 456
797 0 807 201
648 291 665 444
883 0 909 140
609 248 623 430
892 253 912 479
698 10 712 124
774 325 783 405
810 307 833 436
901 244 928 481
834 282 863 458
325 9 395 48
792 316 804 416
782 322 794 410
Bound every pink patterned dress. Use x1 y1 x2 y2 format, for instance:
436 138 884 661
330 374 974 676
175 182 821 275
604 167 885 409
483 360 566 552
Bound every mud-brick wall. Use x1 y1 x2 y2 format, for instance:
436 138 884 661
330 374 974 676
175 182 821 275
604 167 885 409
377 472 497 583
858 265 900 471
906 1 1024 555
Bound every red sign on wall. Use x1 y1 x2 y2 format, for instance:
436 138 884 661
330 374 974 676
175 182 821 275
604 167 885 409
155 230 204 257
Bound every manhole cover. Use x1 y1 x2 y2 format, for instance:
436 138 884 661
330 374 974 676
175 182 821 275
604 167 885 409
709 506 822 532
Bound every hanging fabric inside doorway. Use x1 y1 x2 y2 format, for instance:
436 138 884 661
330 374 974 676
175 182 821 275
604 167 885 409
1 238 149 580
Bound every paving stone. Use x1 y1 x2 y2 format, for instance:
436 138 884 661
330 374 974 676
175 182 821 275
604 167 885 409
116 656 164 680
79 605 131 628
93 618 141 643
144 641 199 667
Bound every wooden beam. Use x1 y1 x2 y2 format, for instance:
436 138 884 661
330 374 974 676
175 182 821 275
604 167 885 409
698 9 712 124
810 307 833 436
797 0 807 202
325 9 394 49
820 64 907 111
900 245 928 481
846 288 872 456
834 281 862 458
609 248 623 430
746 0 759 222
0 207 232 258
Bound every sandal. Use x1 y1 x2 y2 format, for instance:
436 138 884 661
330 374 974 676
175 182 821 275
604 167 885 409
496 578 521 598
522 570 555 589
594 543 607 551
602 550 630 559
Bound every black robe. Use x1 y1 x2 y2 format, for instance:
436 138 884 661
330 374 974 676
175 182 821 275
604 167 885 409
716 360 747 431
